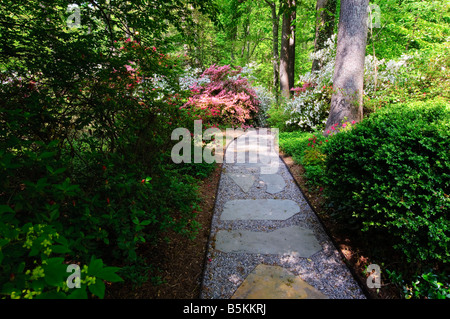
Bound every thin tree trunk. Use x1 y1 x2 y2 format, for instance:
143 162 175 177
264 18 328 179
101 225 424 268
324 0 369 135
279 1 292 98
265 0 281 100
288 0 296 91
312 0 337 72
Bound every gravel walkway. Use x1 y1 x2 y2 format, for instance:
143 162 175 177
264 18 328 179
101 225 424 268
200 129 366 299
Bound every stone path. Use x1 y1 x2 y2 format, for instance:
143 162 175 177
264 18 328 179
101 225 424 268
200 129 366 299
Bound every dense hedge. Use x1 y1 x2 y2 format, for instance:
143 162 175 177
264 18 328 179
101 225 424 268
323 99 450 265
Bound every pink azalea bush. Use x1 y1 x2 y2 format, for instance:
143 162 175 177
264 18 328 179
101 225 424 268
182 64 260 129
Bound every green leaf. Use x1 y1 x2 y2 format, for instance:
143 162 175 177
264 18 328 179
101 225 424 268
55 236 69 247
140 220 152 226
17 261 25 273
31 278 45 292
0 205 14 215
29 242 41 257
43 257 66 287
88 279 105 299
0 238 10 247
52 245 71 254
67 286 88 299
97 267 123 283
39 151 56 159
54 167 67 175
88 257 104 276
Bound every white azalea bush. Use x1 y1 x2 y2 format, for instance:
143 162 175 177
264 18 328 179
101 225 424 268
283 34 413 131
253 85 275 127
178 67 210 91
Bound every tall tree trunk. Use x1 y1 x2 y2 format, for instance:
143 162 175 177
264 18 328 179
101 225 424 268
312 0 337 72
271 5 279 94
288 0 296 91
324 0 369 135
279 0 295 98
265 0 281 100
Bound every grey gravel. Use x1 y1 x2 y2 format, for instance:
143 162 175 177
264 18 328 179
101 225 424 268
200 129 366 299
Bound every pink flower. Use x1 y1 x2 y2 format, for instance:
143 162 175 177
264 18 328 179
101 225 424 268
352 120 356 125
125 65 136 72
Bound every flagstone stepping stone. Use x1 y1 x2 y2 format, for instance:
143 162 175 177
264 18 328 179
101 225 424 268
226 173 255 192
231 264 327 299
215 226 322 257
220 199 299 221
259 174 286 194
225 131 280 174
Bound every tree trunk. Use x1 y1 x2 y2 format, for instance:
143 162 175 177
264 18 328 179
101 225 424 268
324 0 368 135
279 0 295 98
288 0 296 91
268 1 280 98
312 0 337 72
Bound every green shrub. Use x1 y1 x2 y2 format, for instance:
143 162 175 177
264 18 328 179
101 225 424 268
323 98 450 265
279 131 315 163
279 131 328 188
0 34 211 295
388 268 450 300
0 204 123 299
267 103 299 132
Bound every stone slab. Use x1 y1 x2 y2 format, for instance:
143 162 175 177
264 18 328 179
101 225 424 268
225 131 280 174
220 199 299 221
215 226 322 257
226 173 255 193
259 174 286 194
231 264 328 299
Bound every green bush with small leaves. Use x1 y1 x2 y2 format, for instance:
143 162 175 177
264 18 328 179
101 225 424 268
323 99 450 265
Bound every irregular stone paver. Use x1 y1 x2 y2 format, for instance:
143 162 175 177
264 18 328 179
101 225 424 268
220 199 299 221
215 226 322 257
259 174 286 194
226 173 255 193
231 264 328 299
225 130 279 175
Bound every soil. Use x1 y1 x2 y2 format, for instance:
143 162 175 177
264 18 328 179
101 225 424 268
105 151 401 299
